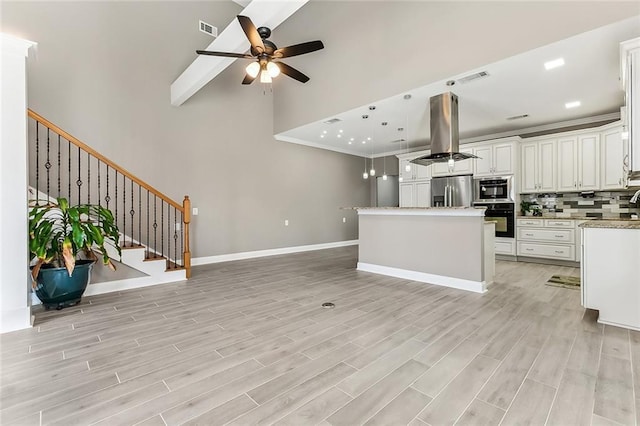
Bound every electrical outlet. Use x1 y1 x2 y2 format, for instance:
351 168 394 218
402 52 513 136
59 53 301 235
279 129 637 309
192 207 198 215
342 217 346 223
284 219 289 226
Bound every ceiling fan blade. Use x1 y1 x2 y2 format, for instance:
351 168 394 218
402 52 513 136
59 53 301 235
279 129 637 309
276 62 310 83
272 40 324 59
237 15 265 55
196 50 254 59
242 74 256 85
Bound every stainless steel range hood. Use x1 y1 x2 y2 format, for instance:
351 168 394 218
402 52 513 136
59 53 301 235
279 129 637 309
411 92 478 166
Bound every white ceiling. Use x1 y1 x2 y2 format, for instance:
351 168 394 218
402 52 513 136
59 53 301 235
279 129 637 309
275 15 640 158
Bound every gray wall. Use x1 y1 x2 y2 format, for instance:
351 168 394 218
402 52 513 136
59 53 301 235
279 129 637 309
272 1 640 134
2 1 370 258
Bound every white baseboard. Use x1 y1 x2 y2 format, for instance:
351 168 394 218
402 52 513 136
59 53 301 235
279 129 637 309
192 240 359 266
357 262 487 294
31 271 186 305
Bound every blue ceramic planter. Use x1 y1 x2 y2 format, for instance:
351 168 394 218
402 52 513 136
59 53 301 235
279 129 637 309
33 260 94 310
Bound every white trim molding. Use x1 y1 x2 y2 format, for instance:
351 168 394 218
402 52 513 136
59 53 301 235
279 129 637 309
192 240 358 266
357 262 488 294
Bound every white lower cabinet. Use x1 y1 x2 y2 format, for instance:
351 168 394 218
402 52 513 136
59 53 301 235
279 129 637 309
399 181 430 207
516 218 578 261
495 237 516 256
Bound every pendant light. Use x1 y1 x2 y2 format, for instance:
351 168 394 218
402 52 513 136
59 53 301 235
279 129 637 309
362 156 369 179
368 107 375 177
381 121 388 180
403 95 412 173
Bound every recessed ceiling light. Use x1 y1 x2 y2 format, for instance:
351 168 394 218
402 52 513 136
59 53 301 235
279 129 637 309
367 137 371 141
348 141 352 145
322 130 327 134
362 141 366 144
320 134 324 138
544 58 565 70
337 134 342 138
565 101 581 109
339 129 343 133
350 137 354 141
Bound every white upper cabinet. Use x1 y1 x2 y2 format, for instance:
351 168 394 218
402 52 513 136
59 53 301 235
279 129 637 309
399 181 430 207
601 127 626 190
431 147 474 176
556 134 600 192
473 140 518 177
520 139 556 193
398 153 430 182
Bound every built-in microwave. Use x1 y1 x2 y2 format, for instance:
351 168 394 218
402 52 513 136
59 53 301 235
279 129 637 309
474 176 514 203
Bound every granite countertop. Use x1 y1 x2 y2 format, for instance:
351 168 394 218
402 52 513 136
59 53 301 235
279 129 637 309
516 216 595 220
343 206 483 210
579 219 640 229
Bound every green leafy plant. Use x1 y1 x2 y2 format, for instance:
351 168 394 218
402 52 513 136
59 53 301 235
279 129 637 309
28 197 121 285
520 200 533 215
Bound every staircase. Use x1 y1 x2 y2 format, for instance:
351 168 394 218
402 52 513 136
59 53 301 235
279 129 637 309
27 110 191 295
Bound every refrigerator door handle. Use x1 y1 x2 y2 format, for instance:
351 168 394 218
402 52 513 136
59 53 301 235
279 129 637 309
444 185 449 207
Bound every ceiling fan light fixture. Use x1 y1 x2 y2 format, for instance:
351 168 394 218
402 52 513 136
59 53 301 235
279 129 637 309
246 62 260 78
260 70 272 84
267 62 280 78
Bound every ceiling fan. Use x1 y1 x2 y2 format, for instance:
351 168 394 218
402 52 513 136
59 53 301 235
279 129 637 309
196 15 324 85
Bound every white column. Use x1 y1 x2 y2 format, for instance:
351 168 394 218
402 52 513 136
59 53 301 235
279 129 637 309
1 34 37 333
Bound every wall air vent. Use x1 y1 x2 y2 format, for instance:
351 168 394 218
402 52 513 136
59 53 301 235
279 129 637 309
199 20 218 37
507 114 530 121
323 118 342 124
457 71 490 84
390 138 406 143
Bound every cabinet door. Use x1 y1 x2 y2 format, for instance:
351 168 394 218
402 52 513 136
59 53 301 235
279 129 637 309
578 134 600 190
473 145 493 177
520 142 538 193
415 182 431 207
415 163 431 180
399 183 414 207
399 159 414 181
455 148 474 174
557 137 578 192
539 140 557 192
601 129 625 189
493 143 515 175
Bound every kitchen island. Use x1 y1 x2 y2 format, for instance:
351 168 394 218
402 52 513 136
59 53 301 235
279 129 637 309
580 219 640 330
355 207 494 293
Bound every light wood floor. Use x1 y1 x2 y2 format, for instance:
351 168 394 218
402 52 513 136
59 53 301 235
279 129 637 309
1 246 639 426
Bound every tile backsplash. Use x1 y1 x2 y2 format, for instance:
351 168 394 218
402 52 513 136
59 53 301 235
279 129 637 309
521 190 640 218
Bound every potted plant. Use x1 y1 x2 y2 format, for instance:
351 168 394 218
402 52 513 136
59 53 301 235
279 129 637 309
29 197 121 309
520 200 533 216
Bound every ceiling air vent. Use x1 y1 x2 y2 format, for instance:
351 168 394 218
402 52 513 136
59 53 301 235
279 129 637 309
323 118 342 124
457 71 490 84
507 114 530 121
199 20 218 37
390 138 406 143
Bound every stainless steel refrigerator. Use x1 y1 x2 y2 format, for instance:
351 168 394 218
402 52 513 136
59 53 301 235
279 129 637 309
431 174 473 207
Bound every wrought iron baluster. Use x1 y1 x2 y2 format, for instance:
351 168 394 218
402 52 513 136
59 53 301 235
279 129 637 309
105 165 110 211
180 210 184 268
68 139 71 198
115 170 118 234
147 190 150 258
138 186 141 250
77 146 81 204
98 160 101 210
130 179 134 247
87 152 91 204
122 175 126 246
161 202 164 260
174 207 178 269
45 128 51 199
35 122 39 204
153 195 158 258
57 135 61 197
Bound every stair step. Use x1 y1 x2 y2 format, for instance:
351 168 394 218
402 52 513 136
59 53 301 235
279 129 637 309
166 261 185 272
121 243 145 250
144 254 166 262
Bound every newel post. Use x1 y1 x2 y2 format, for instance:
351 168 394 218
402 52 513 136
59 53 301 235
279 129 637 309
183 195 191 278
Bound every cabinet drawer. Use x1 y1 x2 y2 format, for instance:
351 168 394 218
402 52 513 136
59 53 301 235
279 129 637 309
518 228 574 243
544 219 574 228
518 242 575 260
517 218 543 227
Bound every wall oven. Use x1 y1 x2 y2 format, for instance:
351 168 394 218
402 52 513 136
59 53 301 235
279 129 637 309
474 176 514 203
474 202 515 238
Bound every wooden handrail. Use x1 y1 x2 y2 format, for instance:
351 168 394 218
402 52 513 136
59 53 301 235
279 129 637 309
27 109 183 211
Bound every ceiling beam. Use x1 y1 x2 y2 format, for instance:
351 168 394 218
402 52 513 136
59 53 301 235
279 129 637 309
170 0 308 106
